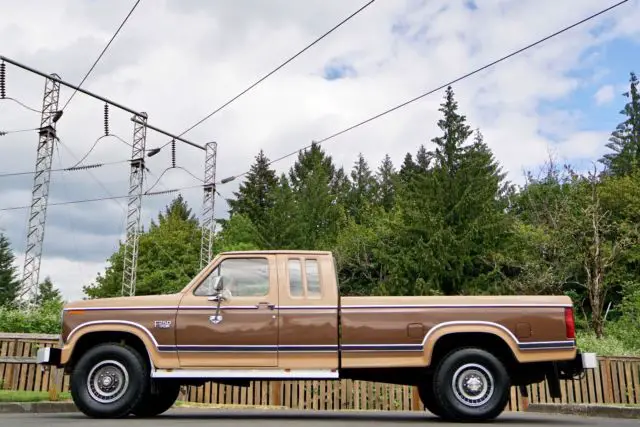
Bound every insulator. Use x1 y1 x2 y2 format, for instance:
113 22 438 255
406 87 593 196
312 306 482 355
103 103 109 136
171 140 176 168
0 61 5 99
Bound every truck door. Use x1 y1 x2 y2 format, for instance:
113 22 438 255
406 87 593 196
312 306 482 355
175 254 279 368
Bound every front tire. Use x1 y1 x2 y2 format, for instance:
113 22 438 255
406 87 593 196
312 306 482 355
433 347 510 422
70 343 149 418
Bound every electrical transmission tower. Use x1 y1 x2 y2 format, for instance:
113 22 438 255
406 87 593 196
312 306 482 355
200 141 217 268
19 74 61 307
121 112 148 297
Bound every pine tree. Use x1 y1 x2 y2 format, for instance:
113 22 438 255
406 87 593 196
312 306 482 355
84 195 203 298
375 154 396 211
600 72 640 176
347 153 378 222
36 276 63 306
288 142 343 249
0 233 20 307
227 150 279 231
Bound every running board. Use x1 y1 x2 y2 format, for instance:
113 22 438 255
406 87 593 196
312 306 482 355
151 369 339 380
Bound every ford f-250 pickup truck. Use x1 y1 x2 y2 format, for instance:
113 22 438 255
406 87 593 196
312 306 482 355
37 250 597 421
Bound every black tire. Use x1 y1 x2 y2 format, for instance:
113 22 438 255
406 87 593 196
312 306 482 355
131 381 181 417
70 343 149 418
432 347 510 422
417 374 443 417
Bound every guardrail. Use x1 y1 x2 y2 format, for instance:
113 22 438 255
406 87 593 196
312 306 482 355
0 333 638 410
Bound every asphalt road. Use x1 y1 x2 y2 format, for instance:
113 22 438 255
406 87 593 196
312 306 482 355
0 409 638 426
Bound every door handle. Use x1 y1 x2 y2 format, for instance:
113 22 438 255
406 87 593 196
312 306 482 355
257 302 275 310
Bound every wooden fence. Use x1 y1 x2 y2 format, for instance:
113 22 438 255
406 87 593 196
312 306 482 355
1 333 638 411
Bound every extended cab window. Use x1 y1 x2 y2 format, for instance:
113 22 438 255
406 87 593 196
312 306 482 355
195 258 269 297
288 258 321 298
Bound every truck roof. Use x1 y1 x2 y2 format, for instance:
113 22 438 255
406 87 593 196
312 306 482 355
219 249 333 256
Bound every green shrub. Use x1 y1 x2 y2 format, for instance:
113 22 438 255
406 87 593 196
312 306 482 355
0 300 63 334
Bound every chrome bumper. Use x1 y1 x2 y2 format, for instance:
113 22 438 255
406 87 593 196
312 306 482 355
36 347 62 366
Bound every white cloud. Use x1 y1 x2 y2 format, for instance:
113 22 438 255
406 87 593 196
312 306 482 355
1 0 640 300
595 84 616 105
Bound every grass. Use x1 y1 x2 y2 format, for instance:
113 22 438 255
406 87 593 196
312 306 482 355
0 390 71 402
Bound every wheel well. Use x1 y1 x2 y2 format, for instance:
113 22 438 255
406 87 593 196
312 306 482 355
66 331 151 373
429 332 518 373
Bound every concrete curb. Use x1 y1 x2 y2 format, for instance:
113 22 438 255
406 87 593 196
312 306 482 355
528 403 640 419
0 401 78 414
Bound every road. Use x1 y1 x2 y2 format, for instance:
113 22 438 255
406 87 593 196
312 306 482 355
0 409 638 426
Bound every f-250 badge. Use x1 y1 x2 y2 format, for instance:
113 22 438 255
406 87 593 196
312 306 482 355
153 320 172 329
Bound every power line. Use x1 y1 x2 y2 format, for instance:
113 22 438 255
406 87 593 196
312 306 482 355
219 0 630 184
0 160 128 179
61 0 142 111
171 0 377 144
0 185 202 212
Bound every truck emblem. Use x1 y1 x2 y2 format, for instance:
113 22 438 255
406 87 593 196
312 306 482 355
154 320 172 329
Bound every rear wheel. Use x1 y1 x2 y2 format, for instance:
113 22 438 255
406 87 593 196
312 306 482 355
417 374 443 417
131 380 181 417
433 347 510 422
70 343 149 418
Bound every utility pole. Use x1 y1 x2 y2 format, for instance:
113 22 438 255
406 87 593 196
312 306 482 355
200 142 217 268
121 112 147 297
19 74 61 307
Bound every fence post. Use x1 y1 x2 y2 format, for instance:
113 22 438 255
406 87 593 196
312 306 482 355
411 386 421 411
271 381 282 406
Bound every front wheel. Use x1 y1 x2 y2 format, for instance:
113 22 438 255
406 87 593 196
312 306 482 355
433 347 510 422
70 343 149 418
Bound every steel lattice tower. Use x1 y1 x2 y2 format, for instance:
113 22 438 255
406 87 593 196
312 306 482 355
200 142 217 269
121 112 148 296
19 74 61 306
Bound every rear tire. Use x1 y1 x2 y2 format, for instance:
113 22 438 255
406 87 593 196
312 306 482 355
433 347 510 422
417 374 443 417
131 381 181 417
70 343 149 418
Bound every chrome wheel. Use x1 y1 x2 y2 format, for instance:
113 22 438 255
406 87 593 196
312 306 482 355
451 363 494 407
87 360 129 404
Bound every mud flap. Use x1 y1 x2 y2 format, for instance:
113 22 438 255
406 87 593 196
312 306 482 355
545 363 562 399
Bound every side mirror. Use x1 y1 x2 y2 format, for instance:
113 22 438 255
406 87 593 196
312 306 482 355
212 276 224 293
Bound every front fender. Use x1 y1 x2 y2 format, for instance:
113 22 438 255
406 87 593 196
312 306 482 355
61 320 178 369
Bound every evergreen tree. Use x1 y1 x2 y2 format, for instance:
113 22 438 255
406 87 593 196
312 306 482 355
600 72 640 176
36 276 63 306
84 195 203 298
347 153 378 222
0 233 19 307
227 149 278 234
375 154 396 211
288 142 344 249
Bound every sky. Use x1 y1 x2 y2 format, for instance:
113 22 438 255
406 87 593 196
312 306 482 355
0 0 639 302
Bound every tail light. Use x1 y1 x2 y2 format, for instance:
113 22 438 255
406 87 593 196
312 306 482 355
565 307 576 339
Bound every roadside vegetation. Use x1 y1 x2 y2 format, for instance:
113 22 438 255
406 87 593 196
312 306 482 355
1 73 639 356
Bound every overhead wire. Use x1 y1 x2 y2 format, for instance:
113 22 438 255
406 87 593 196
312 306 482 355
0 98 40 113
60 0 142 111
150 0 377 151
218 0 631 184
0 160 129 179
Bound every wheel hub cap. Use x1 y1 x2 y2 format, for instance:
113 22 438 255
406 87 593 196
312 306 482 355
87 360 129 404
451 363 494 407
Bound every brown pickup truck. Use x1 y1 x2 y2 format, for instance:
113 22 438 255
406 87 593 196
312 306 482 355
37 250 596 421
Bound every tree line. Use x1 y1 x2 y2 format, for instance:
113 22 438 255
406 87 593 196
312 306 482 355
3 73 639 352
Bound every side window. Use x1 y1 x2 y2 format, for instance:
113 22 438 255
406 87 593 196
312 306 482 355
288 259 303 296
194 258 269 297
287 257 322 298
305 259 321 297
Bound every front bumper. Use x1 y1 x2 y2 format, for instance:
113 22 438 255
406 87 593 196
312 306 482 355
36 347 62 367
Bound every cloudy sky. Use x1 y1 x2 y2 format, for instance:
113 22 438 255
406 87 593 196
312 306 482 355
1 0 639 301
